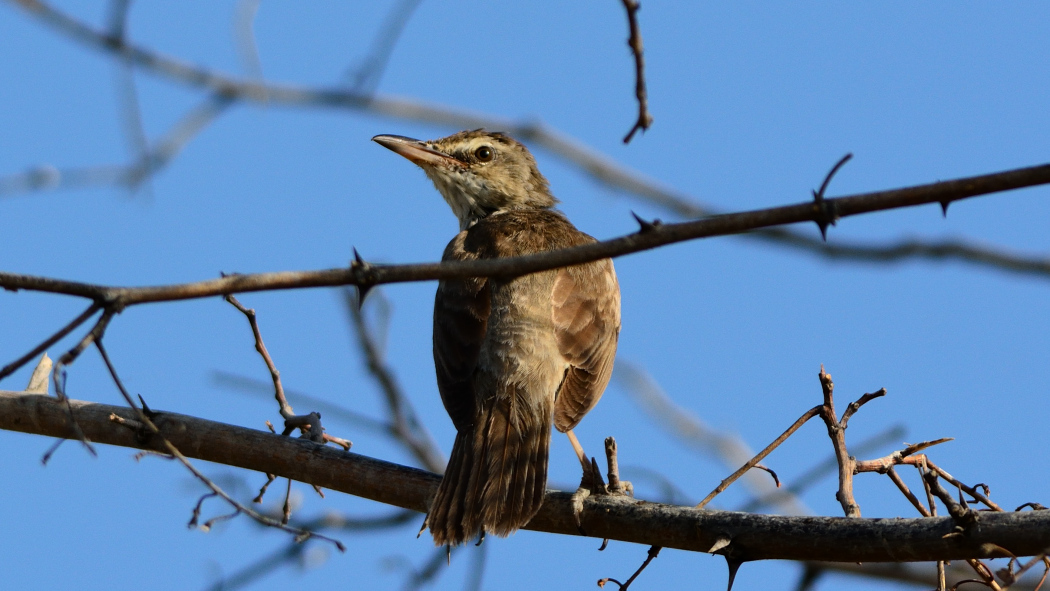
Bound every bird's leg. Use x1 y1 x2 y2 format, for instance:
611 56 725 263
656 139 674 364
566 430 606 533
566 429 592 475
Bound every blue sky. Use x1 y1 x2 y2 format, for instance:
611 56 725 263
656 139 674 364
2 2 1049 590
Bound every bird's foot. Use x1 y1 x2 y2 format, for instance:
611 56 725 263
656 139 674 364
607 478 635 497
571 457 608 533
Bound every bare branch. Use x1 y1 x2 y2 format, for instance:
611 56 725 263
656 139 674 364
342 289 444 472
345 0 423 94
740 424 905 513
620 0 652 143
0 94 232 197
4 159 1049 307
92 339 346 550
618 362 808 514
816 367 884 517
4 389 1049 561
0 302 101 381
696 404 822 509
598 545 661 590
234 0 264 82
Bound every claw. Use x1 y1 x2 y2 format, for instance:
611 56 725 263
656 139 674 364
571 486 591 534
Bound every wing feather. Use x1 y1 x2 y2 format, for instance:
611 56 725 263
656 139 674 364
551 259 621 432
433 232 489 432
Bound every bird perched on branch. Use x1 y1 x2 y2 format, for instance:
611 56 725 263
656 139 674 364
373 130 621 546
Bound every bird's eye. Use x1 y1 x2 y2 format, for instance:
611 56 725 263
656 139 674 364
474 146 494 162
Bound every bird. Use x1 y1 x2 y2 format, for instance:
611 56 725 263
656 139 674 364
372 129 621 547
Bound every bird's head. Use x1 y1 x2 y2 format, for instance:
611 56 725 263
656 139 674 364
373 130 556 230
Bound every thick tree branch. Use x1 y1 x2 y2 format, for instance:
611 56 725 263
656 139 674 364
2 160 1048 309
2 389 1048 563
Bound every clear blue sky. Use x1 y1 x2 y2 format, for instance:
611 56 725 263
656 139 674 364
2 2 1048 590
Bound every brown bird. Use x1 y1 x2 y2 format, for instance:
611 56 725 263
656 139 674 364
373 130 621 546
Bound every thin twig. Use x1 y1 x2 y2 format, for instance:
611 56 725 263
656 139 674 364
620 0 652 143
92 338 346 550
926 460 1005 512
224 295 293 417
599 545 661 590
740 424 905 512
343 288 444 472
234 0 264 83
0 302 101 381
696 404 821 509
106 0 151 198
345 0 422 94
619 362 808 514
886 466 931 517
47 307 118 457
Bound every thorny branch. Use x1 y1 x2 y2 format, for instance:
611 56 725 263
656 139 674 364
2 158 1049 331
620 0 652 143
3 386 1049 562
6 0 1050 283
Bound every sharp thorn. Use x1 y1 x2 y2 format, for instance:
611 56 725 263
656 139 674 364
725 558 745 591
707 535 731 554
355 284 372 310
940 200 950 217
350 248 373 308
630 211 660 233
138 394 156 418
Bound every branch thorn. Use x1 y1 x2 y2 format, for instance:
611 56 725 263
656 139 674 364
351 247 374 307
707 534 732 554
724 557 744 591
630 211 661 233
812 153 852 241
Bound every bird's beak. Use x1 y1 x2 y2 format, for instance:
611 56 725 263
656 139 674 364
372 134 464 169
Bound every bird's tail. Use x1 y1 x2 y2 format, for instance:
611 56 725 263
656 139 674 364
427 396 551 546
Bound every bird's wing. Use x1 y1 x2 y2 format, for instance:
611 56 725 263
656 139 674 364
551 259 621 432
433 232 490 432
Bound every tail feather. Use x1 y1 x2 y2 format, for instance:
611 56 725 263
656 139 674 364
428 431 472 545
427 395 551 546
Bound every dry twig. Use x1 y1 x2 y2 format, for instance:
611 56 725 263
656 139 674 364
343 289 443 472
620 0 652 143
